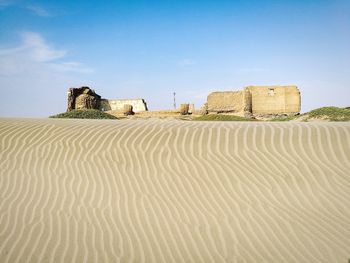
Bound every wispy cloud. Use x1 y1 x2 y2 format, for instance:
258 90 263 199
21 31 66 61
0 0 13 8
50 62 94 74
0 31 93 75
177 58 196 66
0 32 94 117
26 5 50 17
0 1 52 16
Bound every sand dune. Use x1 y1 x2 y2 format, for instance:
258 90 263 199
0 118 350 263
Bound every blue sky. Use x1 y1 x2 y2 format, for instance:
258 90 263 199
0 0 349 117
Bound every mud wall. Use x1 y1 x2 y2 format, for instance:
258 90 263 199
207 91 248 113
246 86 300 114
104 99 148 112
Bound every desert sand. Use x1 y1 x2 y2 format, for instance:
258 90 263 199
0 118 350 263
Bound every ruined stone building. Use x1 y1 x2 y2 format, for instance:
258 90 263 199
67 87 101 111
67 87 148 113
207 85 301 116
101 99 148 112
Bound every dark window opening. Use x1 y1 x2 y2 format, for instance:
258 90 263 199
268 88 275 96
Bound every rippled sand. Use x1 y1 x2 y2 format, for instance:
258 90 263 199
1 118 350 263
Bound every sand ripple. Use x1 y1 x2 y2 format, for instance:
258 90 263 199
0 118 350 263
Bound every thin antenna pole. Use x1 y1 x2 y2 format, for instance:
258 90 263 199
173 92 176 109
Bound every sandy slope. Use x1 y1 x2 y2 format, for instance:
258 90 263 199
0 118 350 263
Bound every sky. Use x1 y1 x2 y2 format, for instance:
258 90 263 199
0 0 349 117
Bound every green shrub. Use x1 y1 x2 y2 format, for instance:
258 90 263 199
307 107 350 121
271 107 350 122
50 109 118 119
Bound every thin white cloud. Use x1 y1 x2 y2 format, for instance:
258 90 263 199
26 5 50 17
0 0 12 8
21 31 66 61
0 2 52 16
177 58 196 66
0 31 93 75
0 32 94 117
50 62 94 74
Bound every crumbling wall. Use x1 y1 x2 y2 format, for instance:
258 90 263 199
206 85 301 116
106 99 148 112
67 87 101 111
243 88 252 113
100 99 112 111
246 86 300 114
284 86 301 114
207 91 249 113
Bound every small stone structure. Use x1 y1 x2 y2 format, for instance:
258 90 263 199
207 85 300 116
123 104 134 116
188 104 195 114
67 87 101 111
179 104 190 115
101 99 148 113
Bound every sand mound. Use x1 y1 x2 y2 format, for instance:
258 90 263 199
1 118 350 262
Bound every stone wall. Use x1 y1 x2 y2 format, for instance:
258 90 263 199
102 99 148 112
206 85 300 116
207 90 250 113
245 86 300 114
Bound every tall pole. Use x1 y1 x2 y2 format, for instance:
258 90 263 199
173 92 176 110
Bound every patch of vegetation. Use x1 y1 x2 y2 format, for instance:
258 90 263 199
269 107 350 122
193 114 255 121
50 109 118 119
306 107 350 121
